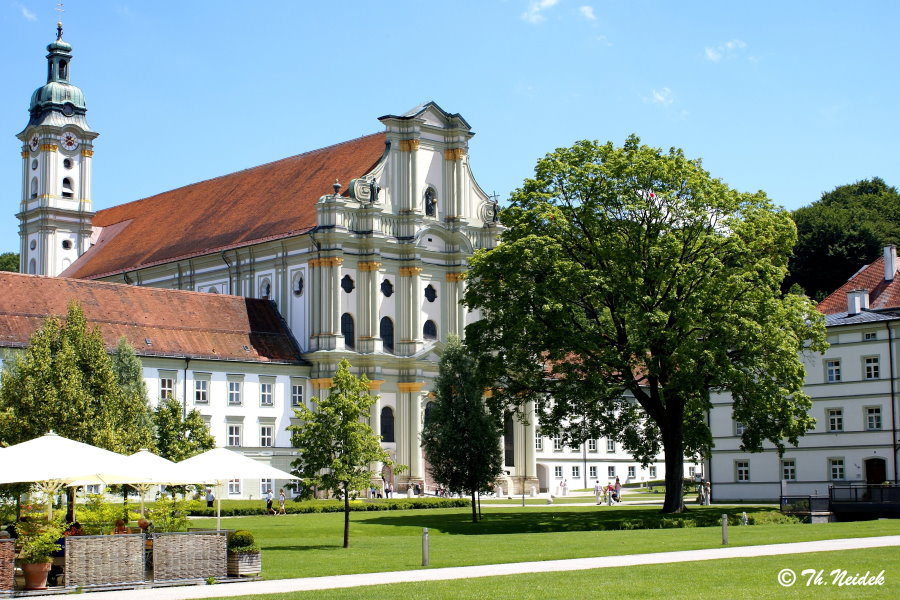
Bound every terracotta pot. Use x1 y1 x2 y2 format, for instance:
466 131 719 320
22 562 51 590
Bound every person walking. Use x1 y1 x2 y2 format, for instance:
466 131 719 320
594 480 603 504
606 482 615 506
265 489 274 514
614 477 622 503
278 488 287 514
705 481 712 505
205 488 215 509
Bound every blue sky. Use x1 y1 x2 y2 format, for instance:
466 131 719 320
2 1 898 255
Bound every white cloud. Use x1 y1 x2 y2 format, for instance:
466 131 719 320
704 39 747 62
579 5 596 21
521 0 560 24
17 3 37 21
651 87 674 106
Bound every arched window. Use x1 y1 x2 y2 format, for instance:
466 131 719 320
341 275 355 293
292 272 304 296
341 313 355 350
381 279 394 297
423 320 437 340
61 177 74 198
30 177 38 199
424 284 437 303
424 187 437 217
260 279 271 299
380 407 395 442
424 401 435 427
504 412 516 467
208 286 219 294
28 258 36 274
380 316 394 352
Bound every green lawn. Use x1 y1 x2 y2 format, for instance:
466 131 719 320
211 547 899 600
192 505 900 580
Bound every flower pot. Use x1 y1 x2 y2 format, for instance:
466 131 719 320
227 551 261 576
22 562 51 590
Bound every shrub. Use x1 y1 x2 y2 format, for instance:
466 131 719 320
748 511 801 526
227 529 259 553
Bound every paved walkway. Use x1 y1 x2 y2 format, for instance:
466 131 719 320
69 535 900 600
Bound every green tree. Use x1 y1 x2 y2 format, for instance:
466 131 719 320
421 336 503 522
785 177 900 299
463 136 828 513
288 359 395 547
152 397 215 462
0 302 153 453
0 252 18 272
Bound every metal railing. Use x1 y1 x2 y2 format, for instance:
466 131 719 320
780 495 830 514
830 483 900 504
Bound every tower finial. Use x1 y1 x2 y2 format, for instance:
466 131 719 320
55 3 65 39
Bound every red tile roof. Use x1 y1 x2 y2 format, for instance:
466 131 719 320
0 272 304 363
63 133 387 279
817 256 900 314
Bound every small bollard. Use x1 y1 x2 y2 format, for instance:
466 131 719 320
422 527 429 566
721 514 728 545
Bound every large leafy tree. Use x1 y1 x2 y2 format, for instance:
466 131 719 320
153 397 215 462
0 302 154 452
288 359 395 548
421 336 504 522
0 252 18 272
464 136 828 513
785 177 900 299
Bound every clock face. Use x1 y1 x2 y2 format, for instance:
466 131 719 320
29 135 39 152
61 132 79 151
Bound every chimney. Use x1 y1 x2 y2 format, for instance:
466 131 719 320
885 245 897 282
847 289 869 315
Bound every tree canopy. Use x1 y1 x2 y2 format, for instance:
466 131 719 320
0 302 154 453
421 336 504 522
153 397 215 462
0 253 18 272
463 135 827 513
785 177 900 299
288 359 396 547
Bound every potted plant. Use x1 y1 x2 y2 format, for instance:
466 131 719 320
226 529 261 576
16 518 64 590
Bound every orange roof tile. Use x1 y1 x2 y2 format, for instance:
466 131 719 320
817 256 900 314
0 272 304 363
64 133 387 279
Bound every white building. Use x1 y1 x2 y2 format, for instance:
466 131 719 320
710 246 899 501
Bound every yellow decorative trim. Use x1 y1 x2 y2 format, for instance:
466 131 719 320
80 149 93 157
398 382 425 393
311 378 333 390
21 151 28 158
399 267 423 277
309 257 344 268
399 139 420 152
357 261 382 272
443 148 465 161
367 380 385 391
40 144 58 152
445 272 466 282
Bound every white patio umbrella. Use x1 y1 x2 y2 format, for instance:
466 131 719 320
0 432 133 520
177 447 300 530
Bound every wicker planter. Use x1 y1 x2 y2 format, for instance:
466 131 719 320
227 551 261 576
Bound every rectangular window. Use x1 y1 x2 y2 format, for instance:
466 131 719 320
228 379 243 406
864 331 877 341
228 479 241 495
554 466 563 478
291 382 304 407
552 434 562 451
608 466 615 478
260 479 273 495
194 379 209 404
735 461 749 482
628 466 636 478
826 359 841 383
866 407 882 431
827 408 843 432
829 458 845 481
649 466 657 478
260 381 274 406
606 439 615 453
159 373 175 400
782 459 796 481
587 439 597 452
535 436 543 451
589 466 597 478
864 357 880 380
688 466 696 478
572 465 580 479
86 484 101 495
734 421 746 436
227 424 242 447
260 425 274 447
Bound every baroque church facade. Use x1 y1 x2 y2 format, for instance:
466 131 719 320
9 26 541 497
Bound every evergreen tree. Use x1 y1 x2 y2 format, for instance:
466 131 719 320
153 397 215 462
110 338 155 452
288 359 395 548
421 336 503 522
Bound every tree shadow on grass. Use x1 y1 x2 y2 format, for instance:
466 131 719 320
361 506 780 536
263 544 342 551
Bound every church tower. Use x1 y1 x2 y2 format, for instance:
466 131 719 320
17 22 97 276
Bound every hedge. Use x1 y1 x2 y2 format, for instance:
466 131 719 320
186 497 470 517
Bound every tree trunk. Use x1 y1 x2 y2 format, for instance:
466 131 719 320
661 421 686 513
65 488 76 523
343 485 350 548
470 489 477 523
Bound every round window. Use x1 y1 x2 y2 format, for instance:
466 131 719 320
63 158 73 169
29 240 36 250
31 159 38 171
62 240 72 250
